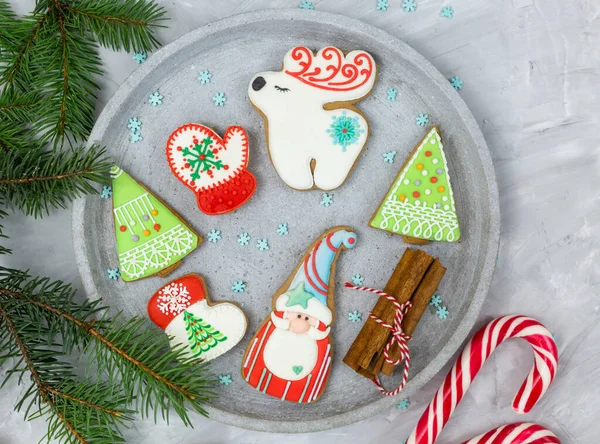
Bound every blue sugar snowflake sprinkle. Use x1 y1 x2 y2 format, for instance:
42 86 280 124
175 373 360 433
383 151 397 163
130 132 143 143
198 69 212 84
402 0 416 12
441 6 454 18
149 91 163 106
326 111 364 152
397 398 411 410
416 113 429 127
256 239 269 251
107 268 120 280
207 229 221 243
132 51 147 64
320 193 334 207
351 274 364 286
348 311 362 322
277 223 289 236
127 117 141 132
231 281 247 293
219 374 233 386
100 186 112 199
387 87 398 101
213 92 226 106
429 295 443 307
237 232 250 246
377 0 389 11
436 305 449 320
298 0 314 9
450 76 463 90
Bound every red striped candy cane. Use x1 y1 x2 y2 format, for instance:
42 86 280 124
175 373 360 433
406 315 559 444
462 422 560 444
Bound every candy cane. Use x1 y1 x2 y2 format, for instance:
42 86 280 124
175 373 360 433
462 423 560 444
406 315 559 444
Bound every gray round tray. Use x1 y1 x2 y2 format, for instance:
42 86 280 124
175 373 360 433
72 9 499 433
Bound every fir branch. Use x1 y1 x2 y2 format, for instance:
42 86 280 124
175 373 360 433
0 89 39 122
0 120 41 152
0 144 111 217
65 0 167 52
0 1 21 51
0 295 131 443
0 270 216 430
0 10 48 90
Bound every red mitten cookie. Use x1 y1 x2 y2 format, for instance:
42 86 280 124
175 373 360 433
166 124 256 215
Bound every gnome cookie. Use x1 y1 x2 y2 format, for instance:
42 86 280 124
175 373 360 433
370 126 460 243
249 46 377 191
111 166 201 282
166 124 257 215
148 274 247 362
242 227 357 403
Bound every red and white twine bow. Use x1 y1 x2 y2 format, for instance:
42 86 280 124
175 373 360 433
345 283 412 396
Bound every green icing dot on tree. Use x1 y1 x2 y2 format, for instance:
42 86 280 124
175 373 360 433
183 311 227 356
370 127 461 242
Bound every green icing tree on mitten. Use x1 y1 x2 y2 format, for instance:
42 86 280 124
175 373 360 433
111 166 200 281
183 311 227 357
370 127 460 242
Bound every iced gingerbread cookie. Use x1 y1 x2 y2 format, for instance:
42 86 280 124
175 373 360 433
248 46 377 191
166 124 257 215
110 166 201 282
241 227 357 403
370 126 461 242
148 274 247 362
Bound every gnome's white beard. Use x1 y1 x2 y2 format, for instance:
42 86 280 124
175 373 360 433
264 315 329 381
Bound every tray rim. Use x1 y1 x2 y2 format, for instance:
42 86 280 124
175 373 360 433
72 8 500 433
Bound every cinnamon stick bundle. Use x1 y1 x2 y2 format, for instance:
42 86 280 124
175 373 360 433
343 248 446 380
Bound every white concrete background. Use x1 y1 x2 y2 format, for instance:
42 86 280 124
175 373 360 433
1 0 598 443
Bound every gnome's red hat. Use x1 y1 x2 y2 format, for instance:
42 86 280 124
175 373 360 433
148 274 206 330
166 124 256 215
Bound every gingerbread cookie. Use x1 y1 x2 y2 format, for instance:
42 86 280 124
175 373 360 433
248 46 377 191
148 274 247 362
370 126 461 242
166 124 256 215
241 227 357 403
110 166 201 282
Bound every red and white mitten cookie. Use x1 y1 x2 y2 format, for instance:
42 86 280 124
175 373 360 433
166 124 257 215
148 274 247 362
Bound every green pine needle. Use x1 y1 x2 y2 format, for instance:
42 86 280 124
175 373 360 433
66 0 168 52
0 267 216 443
0 0 166 146
0 144 112 218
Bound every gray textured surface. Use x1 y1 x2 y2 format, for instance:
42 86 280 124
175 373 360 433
71 9 499 433
1 0 598 443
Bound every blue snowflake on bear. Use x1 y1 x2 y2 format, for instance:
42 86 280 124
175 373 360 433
327 112 364 152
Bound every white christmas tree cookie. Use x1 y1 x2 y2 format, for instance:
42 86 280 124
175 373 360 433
148 274 247 362
110 166 201 282
370 126 461 242
248 46 377 191
241 227 357 403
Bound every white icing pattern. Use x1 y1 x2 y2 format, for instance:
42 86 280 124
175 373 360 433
249 46 376 191
157 282 191 316
119 224 195 279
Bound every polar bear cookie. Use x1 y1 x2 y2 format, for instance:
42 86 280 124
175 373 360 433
249 46 377 191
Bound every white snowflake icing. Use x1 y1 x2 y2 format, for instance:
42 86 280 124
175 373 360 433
157 283 191 315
